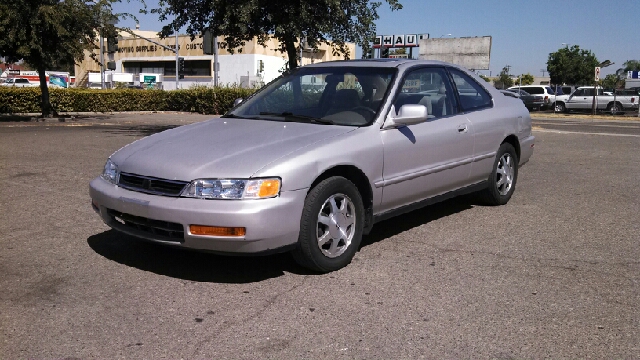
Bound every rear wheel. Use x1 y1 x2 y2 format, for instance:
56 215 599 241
292 176 364 272
480 143 518 206
607 102 622 115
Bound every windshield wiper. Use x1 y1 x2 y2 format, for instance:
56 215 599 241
220 113 240 118
258 112 335 125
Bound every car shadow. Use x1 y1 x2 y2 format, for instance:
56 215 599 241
360 194 478 249
98 125 180 137
87 230 311 283
87 194 480 283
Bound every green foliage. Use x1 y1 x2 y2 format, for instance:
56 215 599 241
547 45 599 86
0 87 256 115
515 73 534 86
622 60 640 72
493 66 513 89
600 74 621 90
479 74 491 82
0 0 126 116
151 0 402 71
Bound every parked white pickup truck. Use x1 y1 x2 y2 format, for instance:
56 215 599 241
552 86 639 114
0 78 38 88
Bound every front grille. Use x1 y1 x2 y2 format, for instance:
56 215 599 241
106 209 184 242
118 172 188 197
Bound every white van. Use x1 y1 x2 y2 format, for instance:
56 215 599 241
507 85 556 109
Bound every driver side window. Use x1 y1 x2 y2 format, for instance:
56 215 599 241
395 67 456 119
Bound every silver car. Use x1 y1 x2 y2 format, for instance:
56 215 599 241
90 59 535 272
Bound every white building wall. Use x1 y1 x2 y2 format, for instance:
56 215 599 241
110 53 288 89
217 54 287 86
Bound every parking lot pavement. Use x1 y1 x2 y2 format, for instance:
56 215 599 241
1 114 638 358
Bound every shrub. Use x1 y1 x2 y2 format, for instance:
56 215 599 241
0 86 257 115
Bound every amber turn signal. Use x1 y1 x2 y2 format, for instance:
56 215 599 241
189 225 246 237
258 179 281 198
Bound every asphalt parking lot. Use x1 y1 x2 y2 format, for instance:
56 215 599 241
1 114 638 358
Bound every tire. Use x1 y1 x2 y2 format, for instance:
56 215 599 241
607 102 622 115
555 102 566 113
480 143 519 206
292 176 365 272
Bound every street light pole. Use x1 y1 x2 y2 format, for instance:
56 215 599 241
175 23 179 90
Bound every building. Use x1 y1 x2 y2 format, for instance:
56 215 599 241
75 29 356 89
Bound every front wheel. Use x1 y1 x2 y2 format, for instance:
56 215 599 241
480 143 519 206
555 102 566 112
292 176 365 272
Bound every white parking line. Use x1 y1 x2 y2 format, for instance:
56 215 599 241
533 129 640 137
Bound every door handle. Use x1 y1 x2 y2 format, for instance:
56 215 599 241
457 124 468 133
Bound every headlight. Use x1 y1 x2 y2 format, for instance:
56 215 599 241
180 178 281 199
100 158 119 184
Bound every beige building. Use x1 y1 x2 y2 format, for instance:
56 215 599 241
75 29 356 89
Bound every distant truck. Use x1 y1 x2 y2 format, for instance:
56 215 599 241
552 86 639 114
0 78 38 87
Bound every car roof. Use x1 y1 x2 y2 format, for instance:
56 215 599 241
302 58 455 69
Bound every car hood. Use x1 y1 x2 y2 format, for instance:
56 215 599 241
112 117 356 181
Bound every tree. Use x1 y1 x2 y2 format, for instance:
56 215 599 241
493 66 513 89
479 74 491 82
547 45 599 86
390 48 407 55
0 0 121 116
152 0 403 72
600 74 621 90
514 73 534 86
622 60 640 72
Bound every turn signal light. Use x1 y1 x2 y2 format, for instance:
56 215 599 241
189 225 246 237
258 179 281 198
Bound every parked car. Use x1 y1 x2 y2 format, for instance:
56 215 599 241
90 59 535 272
507 85 556 109
505 89 544 110
0 77 38 87
553 86 639 114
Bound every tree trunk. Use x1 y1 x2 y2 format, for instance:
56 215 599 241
284 37 302 103
37 65 53 117
284 38 298 71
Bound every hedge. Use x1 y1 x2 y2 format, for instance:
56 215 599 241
0 86 257 115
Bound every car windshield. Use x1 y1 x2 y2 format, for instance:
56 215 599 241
226 66 397 126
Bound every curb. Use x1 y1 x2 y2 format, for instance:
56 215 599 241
0 111 216 123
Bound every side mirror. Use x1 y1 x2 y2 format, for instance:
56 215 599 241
233 98 243 107
383 104 429 129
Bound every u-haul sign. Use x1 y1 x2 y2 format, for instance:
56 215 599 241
374 34 420 48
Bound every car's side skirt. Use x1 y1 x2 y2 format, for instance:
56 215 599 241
371 181 488 226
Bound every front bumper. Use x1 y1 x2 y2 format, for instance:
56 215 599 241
89 177 307 253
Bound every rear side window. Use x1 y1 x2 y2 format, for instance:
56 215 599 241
448 68 492 111
525 87 543 95
16 79 29 83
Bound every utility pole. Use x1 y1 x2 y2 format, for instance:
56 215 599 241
175 23 179 90
541 69 546 77
100 31 105 89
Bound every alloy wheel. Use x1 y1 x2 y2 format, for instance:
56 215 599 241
495 153 515 196
316 193 356 258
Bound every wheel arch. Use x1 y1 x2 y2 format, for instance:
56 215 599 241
309 165 374 233
501 134 521 161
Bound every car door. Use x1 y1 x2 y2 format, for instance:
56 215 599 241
378 66 474 213
566 88 591 109
447 67 499 184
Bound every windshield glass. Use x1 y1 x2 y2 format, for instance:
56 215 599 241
227 66 397 126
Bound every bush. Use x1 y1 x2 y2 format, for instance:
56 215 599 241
0 86 257 115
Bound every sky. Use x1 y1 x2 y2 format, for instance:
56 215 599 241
112 0 638 77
